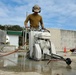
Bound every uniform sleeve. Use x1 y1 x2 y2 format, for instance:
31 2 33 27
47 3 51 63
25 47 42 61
40 16 44 28
24 15 30 24
40 16 43 25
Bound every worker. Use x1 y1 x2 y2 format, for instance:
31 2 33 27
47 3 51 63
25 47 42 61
24 5 46 30
24 5 50 45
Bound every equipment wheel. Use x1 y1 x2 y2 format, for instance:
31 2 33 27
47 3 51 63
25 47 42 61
65 58 72 65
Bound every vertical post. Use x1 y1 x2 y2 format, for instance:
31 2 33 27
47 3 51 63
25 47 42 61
22 27 24 46
25 12 28 50
22 12 28 70
64 47 66 53
64 47 66 56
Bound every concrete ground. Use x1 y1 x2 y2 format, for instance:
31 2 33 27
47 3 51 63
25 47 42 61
0 51 76 75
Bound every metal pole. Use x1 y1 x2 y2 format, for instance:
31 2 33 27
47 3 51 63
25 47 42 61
25 12 28 50
22 27 24 46
22 12 28 71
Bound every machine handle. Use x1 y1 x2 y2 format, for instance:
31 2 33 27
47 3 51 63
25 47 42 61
25 27 50 32
40 28 50 33
25 26 30 28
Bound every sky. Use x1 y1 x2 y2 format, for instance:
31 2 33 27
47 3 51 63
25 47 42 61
0 0 76 30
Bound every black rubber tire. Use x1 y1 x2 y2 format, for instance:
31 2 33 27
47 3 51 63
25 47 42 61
65 58 72 65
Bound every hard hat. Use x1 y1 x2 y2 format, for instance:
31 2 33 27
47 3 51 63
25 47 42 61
32 5 41 13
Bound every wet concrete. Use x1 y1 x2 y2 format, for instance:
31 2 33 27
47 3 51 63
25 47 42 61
0 52 76 75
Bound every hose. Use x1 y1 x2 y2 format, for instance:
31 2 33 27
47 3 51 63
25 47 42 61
0 42 27 57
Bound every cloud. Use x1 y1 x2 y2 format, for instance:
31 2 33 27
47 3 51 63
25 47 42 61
0 0 76 30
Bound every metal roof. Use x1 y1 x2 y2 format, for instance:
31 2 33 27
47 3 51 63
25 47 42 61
7 30 22 36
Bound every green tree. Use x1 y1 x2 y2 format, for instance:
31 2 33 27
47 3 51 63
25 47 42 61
0 24 23 31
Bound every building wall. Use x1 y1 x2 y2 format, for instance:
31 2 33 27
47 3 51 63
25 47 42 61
48 28 76 51
8 35 19 48
48 28 62 51
60 30 76 51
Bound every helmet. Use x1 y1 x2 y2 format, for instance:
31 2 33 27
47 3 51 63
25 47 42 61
32 5 41 13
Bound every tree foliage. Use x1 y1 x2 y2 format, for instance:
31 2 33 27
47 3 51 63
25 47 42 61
0 24 23 31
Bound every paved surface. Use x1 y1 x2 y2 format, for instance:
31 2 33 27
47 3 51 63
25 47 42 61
0 71 42 75
0 51 76 75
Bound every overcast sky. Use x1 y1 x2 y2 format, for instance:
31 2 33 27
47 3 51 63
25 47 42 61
0 0 76 30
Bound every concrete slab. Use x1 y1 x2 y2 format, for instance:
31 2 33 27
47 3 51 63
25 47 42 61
24 72 42 75
0 51 76 75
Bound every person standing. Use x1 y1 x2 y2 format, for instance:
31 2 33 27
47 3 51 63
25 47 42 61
24 5 45 30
